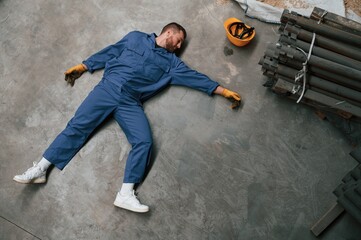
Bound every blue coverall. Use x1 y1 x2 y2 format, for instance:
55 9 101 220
43 31 219 183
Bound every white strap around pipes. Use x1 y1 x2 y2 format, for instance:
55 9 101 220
294 32 316 104
318 10 328 24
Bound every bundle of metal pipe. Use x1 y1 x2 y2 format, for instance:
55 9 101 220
259 8 361 119
333 167 361 224
311 147 361 236
333 147 361 224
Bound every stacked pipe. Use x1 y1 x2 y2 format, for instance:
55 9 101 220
333 147 361 224
259 8 361 119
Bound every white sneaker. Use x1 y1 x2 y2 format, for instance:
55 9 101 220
13 162 47 184
113 190 149 213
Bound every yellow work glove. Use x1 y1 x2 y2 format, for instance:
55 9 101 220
64 64 87 87
221 88 242 109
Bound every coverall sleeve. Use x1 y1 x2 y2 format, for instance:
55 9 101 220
82 35 129 73
170 59 219 96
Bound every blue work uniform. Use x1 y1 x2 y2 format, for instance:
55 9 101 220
43 31 219 183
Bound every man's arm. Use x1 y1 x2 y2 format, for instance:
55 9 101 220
170 59 241 108
213 85 224 95
82 36 128 73
63 34 129 87
170 60 219 95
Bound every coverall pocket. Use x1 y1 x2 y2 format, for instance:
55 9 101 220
142 57 170 82
123 47 145 63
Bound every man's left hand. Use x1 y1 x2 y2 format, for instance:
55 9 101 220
221 88 241 109
221 89 241 101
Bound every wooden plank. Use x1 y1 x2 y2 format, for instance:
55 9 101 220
311 7 361 35
311 202 345 236
304 90 361 118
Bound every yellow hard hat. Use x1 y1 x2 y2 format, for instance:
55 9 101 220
224 17 255 47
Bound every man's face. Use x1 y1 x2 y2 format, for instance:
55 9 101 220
165 30 185 53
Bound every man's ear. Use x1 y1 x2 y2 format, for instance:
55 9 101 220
166 30 172 37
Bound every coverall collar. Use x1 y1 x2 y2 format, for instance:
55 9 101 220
150 33 170 54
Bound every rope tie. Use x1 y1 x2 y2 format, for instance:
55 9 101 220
292 32 316 103
318 10 328 24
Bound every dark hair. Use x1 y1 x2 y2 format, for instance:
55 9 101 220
161 22 187 39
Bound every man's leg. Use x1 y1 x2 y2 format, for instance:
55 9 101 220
14 82 118 183
113 97 152 213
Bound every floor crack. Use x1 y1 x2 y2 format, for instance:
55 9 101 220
0 215 42 240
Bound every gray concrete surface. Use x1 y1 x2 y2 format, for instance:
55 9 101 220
1 0 361 239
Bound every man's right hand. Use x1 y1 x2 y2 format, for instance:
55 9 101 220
64 64 87 87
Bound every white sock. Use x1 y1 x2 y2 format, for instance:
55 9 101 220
120 183 134 196
38 157 52 171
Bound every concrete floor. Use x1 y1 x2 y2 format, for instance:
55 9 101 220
1 0 361 239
